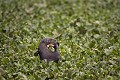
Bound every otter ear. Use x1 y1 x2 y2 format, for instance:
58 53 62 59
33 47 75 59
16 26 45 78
57 42 59 46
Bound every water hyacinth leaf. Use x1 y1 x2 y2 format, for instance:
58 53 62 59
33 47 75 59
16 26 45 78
0 0 120 80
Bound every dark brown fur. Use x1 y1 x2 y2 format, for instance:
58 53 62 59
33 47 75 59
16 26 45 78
35 38 60 63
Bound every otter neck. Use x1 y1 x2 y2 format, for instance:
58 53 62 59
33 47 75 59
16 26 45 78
54 44 58 52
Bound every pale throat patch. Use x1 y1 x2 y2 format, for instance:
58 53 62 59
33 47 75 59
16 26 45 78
47 43 55 52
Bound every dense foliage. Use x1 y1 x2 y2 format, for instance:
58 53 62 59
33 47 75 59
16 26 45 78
0 0 120 80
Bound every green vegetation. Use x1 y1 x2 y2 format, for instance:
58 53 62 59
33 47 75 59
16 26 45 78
0 0 120 80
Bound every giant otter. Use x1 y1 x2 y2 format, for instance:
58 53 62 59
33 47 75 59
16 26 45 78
35 38 60 63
